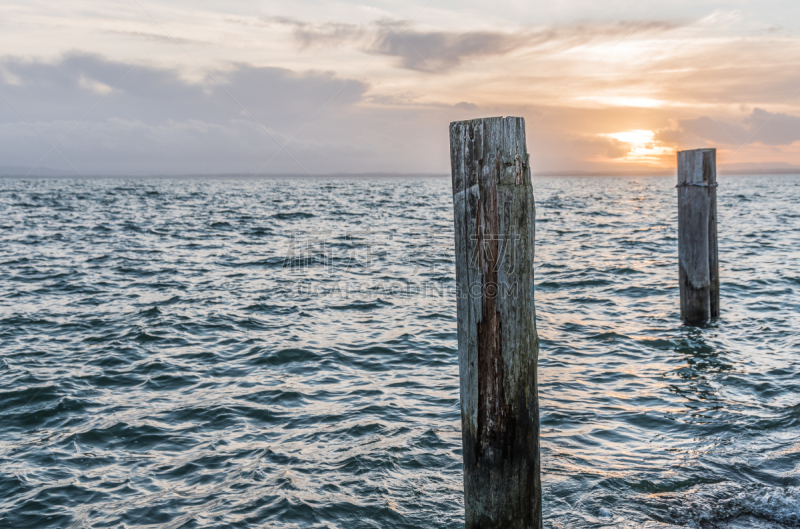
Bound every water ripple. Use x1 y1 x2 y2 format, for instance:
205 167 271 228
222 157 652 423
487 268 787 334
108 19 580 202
0 175 798 528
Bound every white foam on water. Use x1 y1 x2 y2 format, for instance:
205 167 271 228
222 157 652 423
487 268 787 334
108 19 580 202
718 515 791 529
720 487 800 528
678 486 800 529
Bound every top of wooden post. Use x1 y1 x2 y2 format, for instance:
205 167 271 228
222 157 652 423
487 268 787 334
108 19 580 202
677 148 716 154
449 117 530 195
677 148 716 186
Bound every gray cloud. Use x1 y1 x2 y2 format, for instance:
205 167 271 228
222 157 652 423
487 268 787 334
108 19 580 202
0 53 366 125
259 17 686 73
0 53 379 175
743 108 800 145
656 117 748 145
372 26 526 73
656 108 800 146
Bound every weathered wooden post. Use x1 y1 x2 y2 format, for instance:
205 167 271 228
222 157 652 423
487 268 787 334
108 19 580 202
449 117 541 529
677 148 720 323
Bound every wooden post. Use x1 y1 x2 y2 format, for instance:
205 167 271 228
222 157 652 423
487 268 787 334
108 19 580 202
677 148 720 323
449 117 541 529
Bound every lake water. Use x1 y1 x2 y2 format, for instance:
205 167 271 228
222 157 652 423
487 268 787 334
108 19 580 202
1 175 798 528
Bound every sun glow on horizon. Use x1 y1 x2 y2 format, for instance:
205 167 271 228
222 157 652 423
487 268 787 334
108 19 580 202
603 129 674 166
607 130 655 145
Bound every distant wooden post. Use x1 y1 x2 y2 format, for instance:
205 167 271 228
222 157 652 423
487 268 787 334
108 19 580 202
677 148 720 323
449 117 541 529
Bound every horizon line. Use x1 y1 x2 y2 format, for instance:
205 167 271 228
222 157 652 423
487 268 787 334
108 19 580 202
3 168 800 179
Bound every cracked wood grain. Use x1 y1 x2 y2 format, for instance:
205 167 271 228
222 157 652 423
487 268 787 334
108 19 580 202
450 116 541 529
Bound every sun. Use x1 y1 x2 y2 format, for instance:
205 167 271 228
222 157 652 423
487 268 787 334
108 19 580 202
603 129 673 166
607 130 655 146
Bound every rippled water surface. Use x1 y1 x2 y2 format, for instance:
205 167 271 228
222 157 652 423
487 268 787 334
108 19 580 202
1 175 798 529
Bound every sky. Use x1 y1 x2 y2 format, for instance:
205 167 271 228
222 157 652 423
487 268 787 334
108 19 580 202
1 0 799 176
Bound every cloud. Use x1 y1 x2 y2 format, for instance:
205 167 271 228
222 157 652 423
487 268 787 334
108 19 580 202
656 108 800 147
0 53 381 174
0 53 367 125
656 117 747 145
260 17 526 72
371 26 527 73
593 137 633 159
743 108 800 145
279 18 368 49
260 17 686 73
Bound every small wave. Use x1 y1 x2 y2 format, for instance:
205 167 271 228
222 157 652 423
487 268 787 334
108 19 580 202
270 212 315 220
328 299 394 311
247 347 323 366
673 485 800 529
